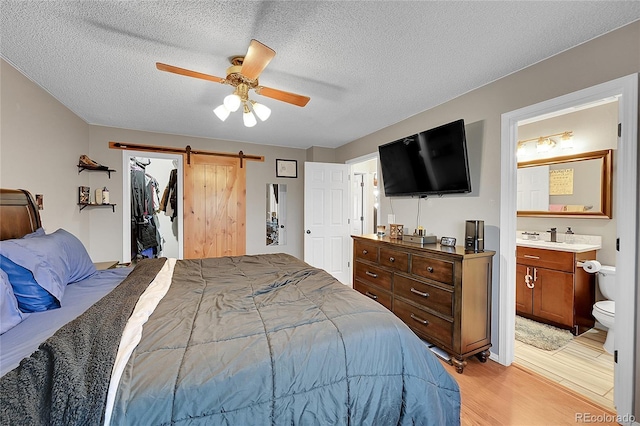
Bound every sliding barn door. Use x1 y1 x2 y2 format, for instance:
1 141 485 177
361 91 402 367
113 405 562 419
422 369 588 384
183 154 246 258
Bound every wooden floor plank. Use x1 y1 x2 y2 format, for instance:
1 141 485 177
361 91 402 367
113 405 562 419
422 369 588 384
442 357 617 425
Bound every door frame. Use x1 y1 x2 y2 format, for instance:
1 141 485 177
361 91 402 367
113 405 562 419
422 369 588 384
346 152 380 285
121 150 184 262
499 74 638 418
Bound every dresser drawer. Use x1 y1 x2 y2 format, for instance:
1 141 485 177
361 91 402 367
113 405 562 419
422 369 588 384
354 280 392 310
411 255 453 285
393 299 453 347
394 274 453 318
354 261 392 291
354 240 379 263
516 246 574 272
379 247 409 272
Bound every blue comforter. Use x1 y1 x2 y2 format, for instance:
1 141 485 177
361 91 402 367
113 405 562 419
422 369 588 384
110 254 460 425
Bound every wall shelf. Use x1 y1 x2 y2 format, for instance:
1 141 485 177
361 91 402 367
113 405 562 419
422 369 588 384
78 203 116 212
77 165 116 178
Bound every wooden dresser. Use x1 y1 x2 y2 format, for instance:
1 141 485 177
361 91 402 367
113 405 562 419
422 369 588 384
352 234 495 373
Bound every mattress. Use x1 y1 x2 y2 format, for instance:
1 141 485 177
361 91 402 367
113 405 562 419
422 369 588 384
1 254 461 425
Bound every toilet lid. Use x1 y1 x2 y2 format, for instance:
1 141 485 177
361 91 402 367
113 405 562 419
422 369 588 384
595 300 615 315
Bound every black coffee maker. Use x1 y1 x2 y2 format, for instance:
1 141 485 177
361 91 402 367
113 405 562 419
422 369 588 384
465 220 484 252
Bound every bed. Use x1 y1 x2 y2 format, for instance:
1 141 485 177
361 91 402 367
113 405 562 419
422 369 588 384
0 188 460 425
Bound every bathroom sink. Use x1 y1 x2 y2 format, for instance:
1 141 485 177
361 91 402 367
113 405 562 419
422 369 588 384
515 238 601 253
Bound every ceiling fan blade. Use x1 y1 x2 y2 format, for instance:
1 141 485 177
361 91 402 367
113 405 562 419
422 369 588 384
256 86 310 107
240 39 276 81
156 62 225 84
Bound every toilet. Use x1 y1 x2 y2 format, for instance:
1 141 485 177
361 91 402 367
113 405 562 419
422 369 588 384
591 265 616 354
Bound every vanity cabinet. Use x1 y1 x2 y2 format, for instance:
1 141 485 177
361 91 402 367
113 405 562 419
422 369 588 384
516 246 596 334
352 234 495 373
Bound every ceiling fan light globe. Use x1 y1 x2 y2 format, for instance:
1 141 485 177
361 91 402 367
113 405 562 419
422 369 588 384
243 109 257 127
213 105 230 121
224 94 241 112
252 102 271 121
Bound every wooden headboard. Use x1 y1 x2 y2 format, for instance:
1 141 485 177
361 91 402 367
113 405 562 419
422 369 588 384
0 189 41 241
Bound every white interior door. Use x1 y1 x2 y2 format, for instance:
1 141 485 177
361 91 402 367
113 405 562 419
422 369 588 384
516 165 550 211
304 162 350 284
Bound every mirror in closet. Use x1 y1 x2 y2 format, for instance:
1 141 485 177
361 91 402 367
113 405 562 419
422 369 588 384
266 183 287 246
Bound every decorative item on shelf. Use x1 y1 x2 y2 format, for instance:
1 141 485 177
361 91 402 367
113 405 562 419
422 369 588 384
78 154 109 170
79 186 90 204
415 226 425 236
376 225 386 236
102 187 110 204
389 224 404 239
95 188 103 205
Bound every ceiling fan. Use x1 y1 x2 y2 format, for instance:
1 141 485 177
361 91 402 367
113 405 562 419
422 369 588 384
156 39 310 127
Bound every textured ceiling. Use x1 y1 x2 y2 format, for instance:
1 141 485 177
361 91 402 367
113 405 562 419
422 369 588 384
2 2 639 149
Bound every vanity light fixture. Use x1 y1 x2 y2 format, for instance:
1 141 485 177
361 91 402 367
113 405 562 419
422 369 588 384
536 137 556 153
517 131 574 154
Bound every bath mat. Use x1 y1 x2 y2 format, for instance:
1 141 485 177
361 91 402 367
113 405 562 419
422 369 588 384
515 315 574 351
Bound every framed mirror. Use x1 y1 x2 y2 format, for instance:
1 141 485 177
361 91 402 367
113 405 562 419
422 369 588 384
266 183 287 245
517 149 612 218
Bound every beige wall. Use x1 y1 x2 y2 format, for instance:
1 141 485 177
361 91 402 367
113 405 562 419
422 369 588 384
1 59 91 244
1 58 307 262
335 22 640 366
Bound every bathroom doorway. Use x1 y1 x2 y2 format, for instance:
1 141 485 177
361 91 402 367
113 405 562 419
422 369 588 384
500 74 638 418
512 99 617 409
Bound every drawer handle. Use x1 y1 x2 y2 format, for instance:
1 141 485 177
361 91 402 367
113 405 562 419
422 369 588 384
362 249 368 255
523 254 540 259
365 291 378 300
410 313 429 325
389 257 395 262
410 287 430 298
365 271 378 278
427 266 434 273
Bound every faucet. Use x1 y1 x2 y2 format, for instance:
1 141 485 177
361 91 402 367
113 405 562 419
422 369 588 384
547 227 557 242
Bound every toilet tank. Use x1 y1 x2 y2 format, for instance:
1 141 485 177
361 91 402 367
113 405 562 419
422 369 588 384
597 265 616 300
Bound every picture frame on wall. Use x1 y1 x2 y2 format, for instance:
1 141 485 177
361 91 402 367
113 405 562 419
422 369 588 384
276 159 297 178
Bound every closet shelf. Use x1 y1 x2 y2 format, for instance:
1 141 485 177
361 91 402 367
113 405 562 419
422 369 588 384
77 165 116 178
78 203 116 212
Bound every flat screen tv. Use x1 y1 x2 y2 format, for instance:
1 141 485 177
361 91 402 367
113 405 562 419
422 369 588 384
378 119 471 197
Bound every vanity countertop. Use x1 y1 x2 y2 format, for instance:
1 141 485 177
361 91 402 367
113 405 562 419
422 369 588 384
516 238 601 253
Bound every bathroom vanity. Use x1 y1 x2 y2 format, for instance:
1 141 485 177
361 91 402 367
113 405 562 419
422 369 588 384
515 239 600 335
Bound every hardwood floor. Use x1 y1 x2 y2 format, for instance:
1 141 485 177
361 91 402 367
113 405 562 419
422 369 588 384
514 328 614 411
440 356 617 425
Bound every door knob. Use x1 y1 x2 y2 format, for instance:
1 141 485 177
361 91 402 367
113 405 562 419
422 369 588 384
280 225 284 228
306 230 311 234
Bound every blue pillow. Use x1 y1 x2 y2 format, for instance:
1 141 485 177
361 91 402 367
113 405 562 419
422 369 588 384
0 229 96 312
0 269 29 333
23 227 46 239
0 255 59 312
